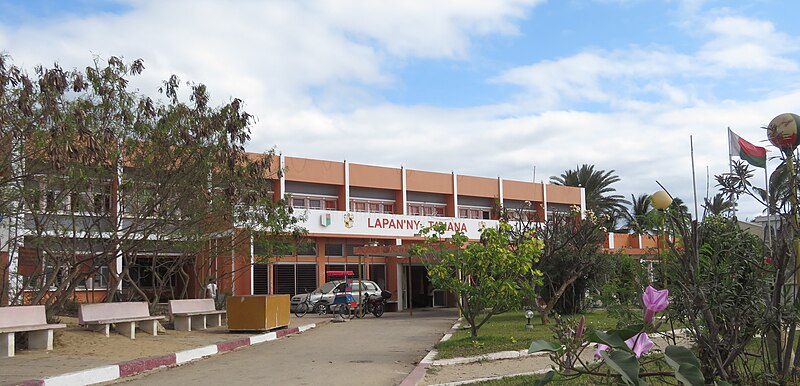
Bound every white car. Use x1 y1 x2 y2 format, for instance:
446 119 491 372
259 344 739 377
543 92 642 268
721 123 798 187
290 280 382 313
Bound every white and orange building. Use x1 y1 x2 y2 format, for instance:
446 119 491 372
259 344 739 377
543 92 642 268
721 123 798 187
2 154 661 309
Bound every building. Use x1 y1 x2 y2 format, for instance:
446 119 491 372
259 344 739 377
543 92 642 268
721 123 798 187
2 153 662 310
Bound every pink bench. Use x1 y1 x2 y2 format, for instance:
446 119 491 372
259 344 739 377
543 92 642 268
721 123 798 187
169 299 225 331
78 302 164 339
0 305 66 357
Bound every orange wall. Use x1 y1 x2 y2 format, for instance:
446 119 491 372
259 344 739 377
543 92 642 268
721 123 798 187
503 180 543 201
350 163 402 190
458 175 499 197
406 169 453 194
284 157 345 185
546 184 582 205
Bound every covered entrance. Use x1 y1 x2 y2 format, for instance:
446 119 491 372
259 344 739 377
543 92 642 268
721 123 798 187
353 244 454 311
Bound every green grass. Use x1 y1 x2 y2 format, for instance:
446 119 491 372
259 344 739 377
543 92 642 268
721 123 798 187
435 310 618 359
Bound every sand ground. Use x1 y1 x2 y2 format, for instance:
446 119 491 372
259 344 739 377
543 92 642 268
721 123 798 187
0 313 330 386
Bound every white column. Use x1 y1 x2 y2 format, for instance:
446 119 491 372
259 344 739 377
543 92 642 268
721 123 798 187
401 166 407 215
249 231 254 295
608 232 615 249
279 154 286 198
396 238 403 311
115 147 124 293
580 187 587 218
452 173 458 218
542 183 549 221
344 160 350 211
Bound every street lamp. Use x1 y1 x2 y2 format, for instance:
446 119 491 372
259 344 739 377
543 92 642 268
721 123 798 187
651 191 672 286
525 309 534 330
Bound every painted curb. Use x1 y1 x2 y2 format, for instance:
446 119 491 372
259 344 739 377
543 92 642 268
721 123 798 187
398 319 461 386
428 368 553 386
15 321 327 386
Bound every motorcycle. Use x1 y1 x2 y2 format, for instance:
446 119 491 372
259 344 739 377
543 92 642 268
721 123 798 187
356 290 392 318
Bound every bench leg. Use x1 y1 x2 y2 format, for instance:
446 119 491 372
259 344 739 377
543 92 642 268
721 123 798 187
139 320 159 336
89 324 110 337
174 316 191 331
191 315 207 330
27 330 53 351
1 332 14 357
208 314 222 327
114 321 136 339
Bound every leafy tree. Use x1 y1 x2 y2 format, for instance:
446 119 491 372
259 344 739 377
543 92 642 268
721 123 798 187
550 164 629 228
410 222 542 338
666 214 767 383
0 54 296 313
529 208 610 323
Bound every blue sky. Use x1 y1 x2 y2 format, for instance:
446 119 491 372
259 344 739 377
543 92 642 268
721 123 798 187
2 0 799 219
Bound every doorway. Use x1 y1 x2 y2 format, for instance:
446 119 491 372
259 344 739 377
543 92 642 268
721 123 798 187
402 265 431 309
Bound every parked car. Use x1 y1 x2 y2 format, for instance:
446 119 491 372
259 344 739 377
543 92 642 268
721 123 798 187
290 280 382 313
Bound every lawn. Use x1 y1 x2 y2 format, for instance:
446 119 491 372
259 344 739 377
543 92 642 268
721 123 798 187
434 310 618 359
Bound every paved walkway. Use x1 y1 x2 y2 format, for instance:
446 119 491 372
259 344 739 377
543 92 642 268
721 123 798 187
112 308 457 385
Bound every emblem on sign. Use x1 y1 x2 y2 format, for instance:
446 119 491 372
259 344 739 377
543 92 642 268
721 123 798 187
344 213 354 228
320 213 331 227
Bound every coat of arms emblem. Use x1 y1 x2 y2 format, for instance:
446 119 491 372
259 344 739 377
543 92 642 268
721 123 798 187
344 213 354 228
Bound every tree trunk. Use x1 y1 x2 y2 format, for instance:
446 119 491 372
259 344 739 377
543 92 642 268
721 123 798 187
539 310 549 324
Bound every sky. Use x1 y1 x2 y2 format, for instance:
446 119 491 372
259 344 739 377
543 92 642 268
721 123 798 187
1 0 798 220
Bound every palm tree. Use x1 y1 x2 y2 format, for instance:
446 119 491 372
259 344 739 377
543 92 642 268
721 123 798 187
622 193 653 234
703 193 734 217
550 164 629 221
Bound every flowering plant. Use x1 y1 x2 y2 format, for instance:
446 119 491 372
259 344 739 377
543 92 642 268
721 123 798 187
529 286 705 386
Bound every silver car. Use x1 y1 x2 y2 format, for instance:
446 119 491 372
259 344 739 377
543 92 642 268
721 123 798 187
290 280 382 313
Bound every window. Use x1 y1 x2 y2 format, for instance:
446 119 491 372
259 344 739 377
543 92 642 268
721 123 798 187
408 203 446 217
350 199 394 214
325 243 343 257
291 196 337 211
82 266 110 289
459 206 492 220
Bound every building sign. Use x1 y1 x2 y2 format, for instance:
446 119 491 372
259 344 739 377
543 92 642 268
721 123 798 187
296 209 495 240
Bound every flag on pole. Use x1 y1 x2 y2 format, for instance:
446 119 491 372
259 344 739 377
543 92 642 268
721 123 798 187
729 129 767 168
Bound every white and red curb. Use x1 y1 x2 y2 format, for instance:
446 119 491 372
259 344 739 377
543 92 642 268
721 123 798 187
15 322 327 386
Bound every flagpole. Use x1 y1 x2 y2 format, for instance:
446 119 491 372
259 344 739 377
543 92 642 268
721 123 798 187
728 127 737 218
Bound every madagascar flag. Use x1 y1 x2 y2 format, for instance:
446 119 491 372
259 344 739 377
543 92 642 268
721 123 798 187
729 129 767 168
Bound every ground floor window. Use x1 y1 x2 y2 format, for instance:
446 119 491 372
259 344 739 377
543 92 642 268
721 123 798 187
253 264 269 295
272 263 317 296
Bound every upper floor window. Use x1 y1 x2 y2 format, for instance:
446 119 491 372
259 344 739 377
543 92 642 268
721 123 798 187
459 207 492 220
350 199 394 214
291 195 337 210
408 203 445 217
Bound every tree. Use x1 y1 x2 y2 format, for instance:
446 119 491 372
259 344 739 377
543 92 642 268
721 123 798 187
410 222 542 338
528 208 611 323
621 193 654 235
0 54 295 314
702 193 734 217
550 164 628 228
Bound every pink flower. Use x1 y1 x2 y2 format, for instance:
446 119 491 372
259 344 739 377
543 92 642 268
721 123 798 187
575 315 585 341
594 343 609 360
642 286 669 323
625 333 654 358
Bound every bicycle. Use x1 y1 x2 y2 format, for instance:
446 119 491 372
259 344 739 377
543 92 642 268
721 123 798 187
294 290 327 317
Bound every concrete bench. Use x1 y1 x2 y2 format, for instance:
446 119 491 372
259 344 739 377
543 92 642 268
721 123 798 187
78 302 164 339
0 305 66 357
169 299 225 331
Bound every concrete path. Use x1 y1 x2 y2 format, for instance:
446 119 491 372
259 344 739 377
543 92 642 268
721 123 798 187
112 308 458 386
